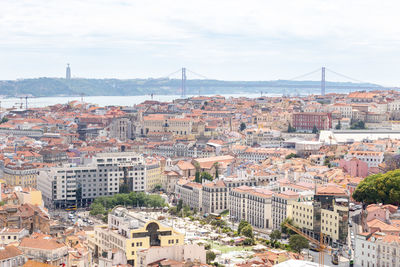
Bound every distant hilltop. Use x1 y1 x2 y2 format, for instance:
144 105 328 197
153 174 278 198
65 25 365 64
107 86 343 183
0 77 387 97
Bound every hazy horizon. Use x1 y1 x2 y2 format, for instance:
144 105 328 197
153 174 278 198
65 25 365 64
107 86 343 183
2 0 400 86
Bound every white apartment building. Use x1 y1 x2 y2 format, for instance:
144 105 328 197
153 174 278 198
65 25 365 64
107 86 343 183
37 167 77 208
201 177 258 215
0 228 29 245
354 231 400 267
229 186 273 231
376 233 400 267
388 100 400 112
175 181 203 211
329 103 353 118
272 190 299 229
355 232 377 267
202 180 228 215
345 151 384 168
38 152 146 208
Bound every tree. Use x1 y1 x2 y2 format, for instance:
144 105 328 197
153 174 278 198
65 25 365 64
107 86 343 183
350 120 366 129
289 234 309 253
241 225 254 239
177 199 183 212
119 184 130 194
324 158 331 168
0 117 8 124
195 171 201 183
214 162 219 178
206 251 216 264
270 230 282 242
353 170 400 205
90 202 106 216
285 153 298 159
90 192 165 216
200 172 213 182
312 125 318 134
240 122 246 131
238 220 250 235
281 218 296 235
335 120 341 130
287 123 296 133
243 237 254 246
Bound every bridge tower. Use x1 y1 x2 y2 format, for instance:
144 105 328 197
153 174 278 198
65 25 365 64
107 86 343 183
181 67 186 98
321 67 326 96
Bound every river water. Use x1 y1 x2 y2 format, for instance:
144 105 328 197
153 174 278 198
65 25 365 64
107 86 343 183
0 93 281 108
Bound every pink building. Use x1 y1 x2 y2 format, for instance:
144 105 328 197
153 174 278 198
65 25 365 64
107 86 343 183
339 158 368 178
365 204 392 223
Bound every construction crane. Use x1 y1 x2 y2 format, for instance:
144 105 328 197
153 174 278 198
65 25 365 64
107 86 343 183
284 223 334 267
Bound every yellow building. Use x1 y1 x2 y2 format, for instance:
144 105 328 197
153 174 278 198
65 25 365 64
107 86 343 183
94 207 184 267
291 201 314 233
15 188 44 207
321 203 348 242
3 163 38 188
145 158 162 192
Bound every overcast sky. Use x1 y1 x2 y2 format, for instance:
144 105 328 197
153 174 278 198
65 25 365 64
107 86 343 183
1 0 399 85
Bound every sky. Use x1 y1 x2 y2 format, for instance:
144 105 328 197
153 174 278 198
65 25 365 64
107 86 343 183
1 0 400 86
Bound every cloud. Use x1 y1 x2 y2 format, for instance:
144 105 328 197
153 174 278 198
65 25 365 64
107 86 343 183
0 0 400 85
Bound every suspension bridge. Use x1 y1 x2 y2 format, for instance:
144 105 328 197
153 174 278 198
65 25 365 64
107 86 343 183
164 67 392 98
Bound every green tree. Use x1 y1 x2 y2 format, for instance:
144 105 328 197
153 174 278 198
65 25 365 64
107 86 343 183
270 230 282 242
214 162 219 178
90 192 165 214
206 251 216 264
350 120 366 129
240 122 246 131
281 218 296 235
90 202 106 216
312 125 318 134
287 123 296 133
119 184 130 193
241 225 254 239
153 184 162 191
324 158 331 168
335 120 341 130
285 153 298 159
177 199 183 212
238 220 250 235
0 117 8 124
195 171 201 183
243 237 254 246
200 172 213 181
353 170 400 205
289 234 309 253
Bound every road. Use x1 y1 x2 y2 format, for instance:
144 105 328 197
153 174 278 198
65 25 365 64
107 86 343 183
308 250 349 267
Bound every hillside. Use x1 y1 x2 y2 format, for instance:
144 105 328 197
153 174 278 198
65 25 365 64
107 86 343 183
0 78 384 97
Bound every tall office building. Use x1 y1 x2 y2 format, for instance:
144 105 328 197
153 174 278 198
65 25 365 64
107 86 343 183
66 63 71 80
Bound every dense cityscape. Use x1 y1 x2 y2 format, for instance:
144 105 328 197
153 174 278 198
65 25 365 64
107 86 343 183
2 1 400 266
0 86 399 266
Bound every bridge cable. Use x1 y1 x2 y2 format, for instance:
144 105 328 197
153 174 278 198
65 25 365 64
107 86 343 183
186 69 209 80
286 68 321 81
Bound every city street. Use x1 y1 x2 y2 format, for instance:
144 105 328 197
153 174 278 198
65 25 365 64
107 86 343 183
308 250 349 267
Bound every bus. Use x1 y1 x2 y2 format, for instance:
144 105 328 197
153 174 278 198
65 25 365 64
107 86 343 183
65 205 77 211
